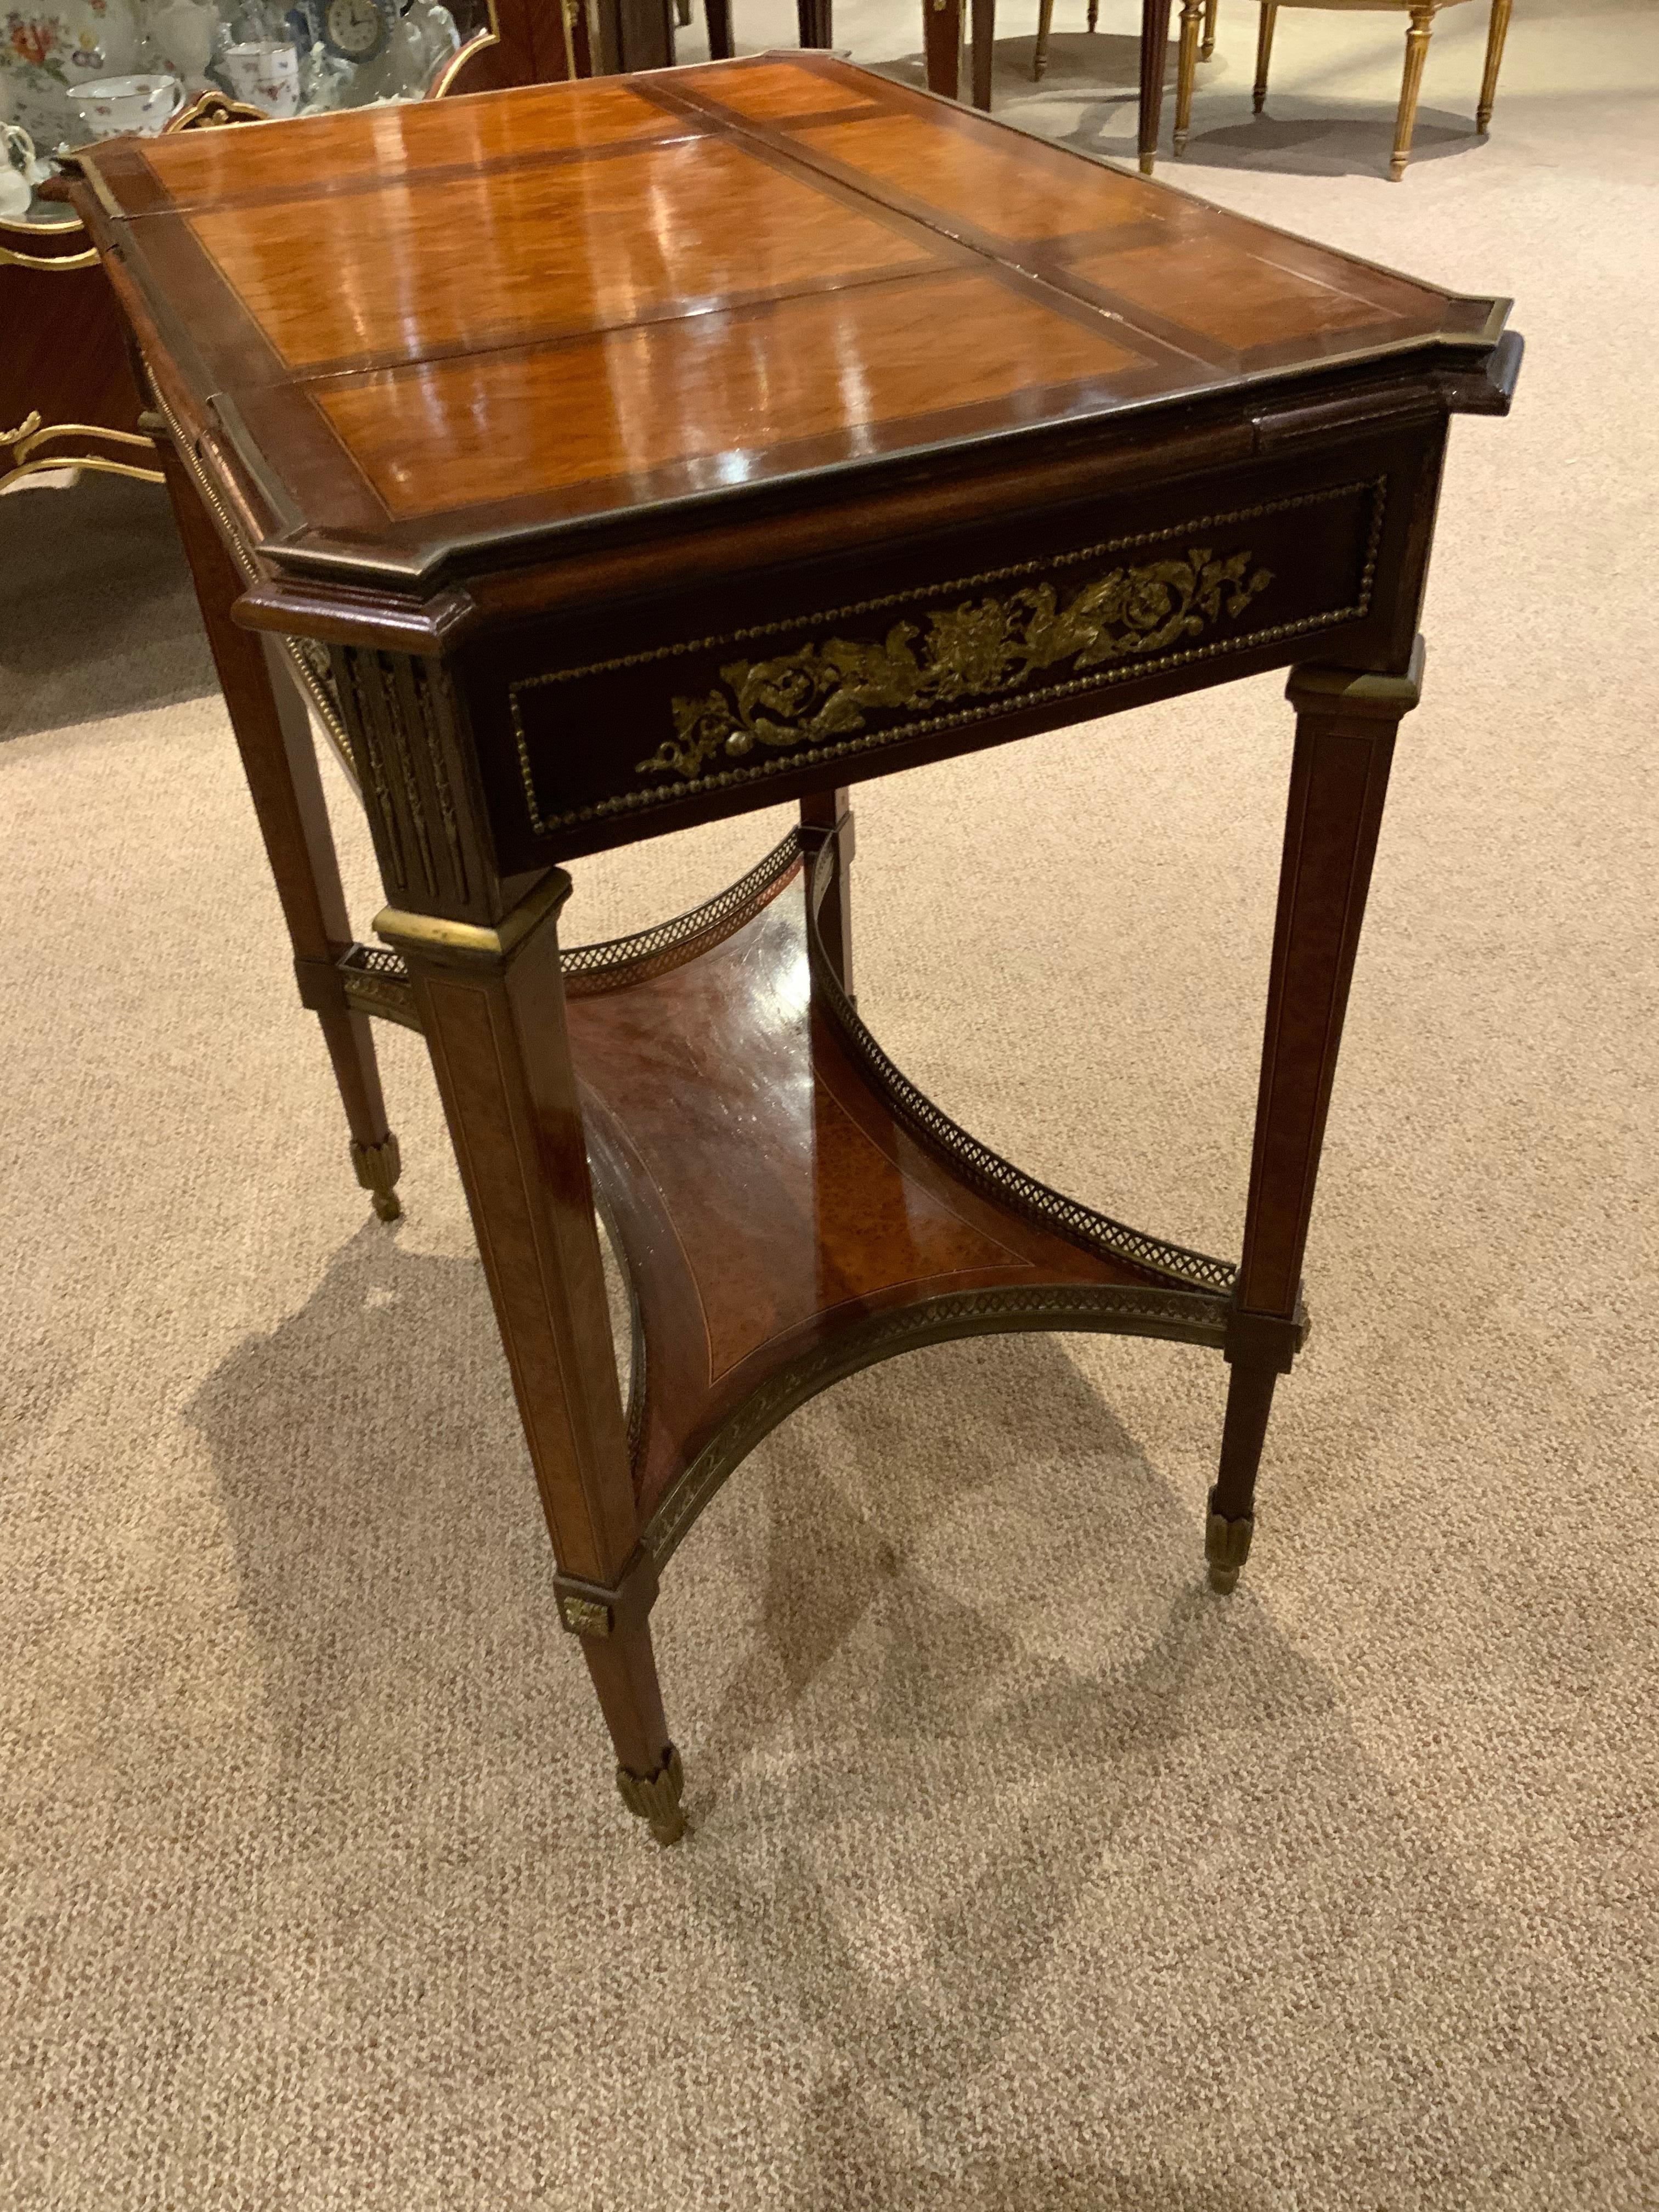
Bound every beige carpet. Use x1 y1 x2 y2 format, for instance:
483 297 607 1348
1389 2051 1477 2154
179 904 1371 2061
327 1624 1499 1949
4 4 1657 2204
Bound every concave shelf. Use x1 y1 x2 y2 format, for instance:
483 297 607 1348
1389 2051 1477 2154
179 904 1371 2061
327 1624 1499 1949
561 832 1239 1565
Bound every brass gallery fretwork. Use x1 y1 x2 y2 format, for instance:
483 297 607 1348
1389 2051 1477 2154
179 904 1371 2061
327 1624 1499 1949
641 546 1273 782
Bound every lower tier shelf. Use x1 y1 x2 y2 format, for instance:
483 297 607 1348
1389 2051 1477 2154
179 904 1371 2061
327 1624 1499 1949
345 832 1245 1564
561 833 1239 1565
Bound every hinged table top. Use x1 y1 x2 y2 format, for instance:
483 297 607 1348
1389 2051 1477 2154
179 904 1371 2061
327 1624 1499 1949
79 53 1508 588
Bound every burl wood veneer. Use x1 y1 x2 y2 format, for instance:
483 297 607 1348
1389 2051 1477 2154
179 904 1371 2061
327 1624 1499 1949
71 54 1519 1846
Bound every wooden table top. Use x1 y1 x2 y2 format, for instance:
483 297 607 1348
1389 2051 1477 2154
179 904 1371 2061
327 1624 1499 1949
80 53 1507 590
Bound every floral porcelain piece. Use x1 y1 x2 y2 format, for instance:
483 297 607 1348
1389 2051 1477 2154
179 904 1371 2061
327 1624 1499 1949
2 0 143 149
71 65 180 131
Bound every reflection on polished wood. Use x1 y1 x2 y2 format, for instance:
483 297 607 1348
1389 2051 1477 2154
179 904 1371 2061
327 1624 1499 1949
84 53 1499 581
70 57 1520 1844
320 272 1141 520
568 838 1233 1555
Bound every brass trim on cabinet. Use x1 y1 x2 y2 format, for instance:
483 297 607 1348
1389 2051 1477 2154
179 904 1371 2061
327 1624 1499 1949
428 0 504 98
167 89 273 130
510 478 1387 837
0 239 98 270
1 410 163 484
640 547 1275 785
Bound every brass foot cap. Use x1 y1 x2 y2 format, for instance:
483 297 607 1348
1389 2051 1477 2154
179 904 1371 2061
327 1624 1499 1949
351 1133 403 1223
1205 1488 1255 1595
1138 154 1155 176
617 1745 687 1846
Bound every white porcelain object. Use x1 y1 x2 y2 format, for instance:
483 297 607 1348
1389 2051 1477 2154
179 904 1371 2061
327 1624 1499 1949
146 0 220 92
71 72 184 138
0 130 31 215
0 0 143 150
222 41 301 118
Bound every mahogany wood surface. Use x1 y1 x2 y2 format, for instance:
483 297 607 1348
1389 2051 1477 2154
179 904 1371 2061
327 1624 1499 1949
70 58 1520 1841
78 55 1499 584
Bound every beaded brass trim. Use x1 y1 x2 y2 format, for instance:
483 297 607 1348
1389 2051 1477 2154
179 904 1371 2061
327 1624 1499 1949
804 839 1235 1294
644 1279 1232 1566
510 478 1387 838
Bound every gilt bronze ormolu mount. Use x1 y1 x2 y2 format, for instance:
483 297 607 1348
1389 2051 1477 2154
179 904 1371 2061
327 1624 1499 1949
71 54 1519 1847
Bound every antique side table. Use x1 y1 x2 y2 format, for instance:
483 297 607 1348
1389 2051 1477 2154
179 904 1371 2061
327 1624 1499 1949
72 54 1518 1846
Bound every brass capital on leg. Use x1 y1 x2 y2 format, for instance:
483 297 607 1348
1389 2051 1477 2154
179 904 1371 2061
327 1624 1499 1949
351 1132 403 1222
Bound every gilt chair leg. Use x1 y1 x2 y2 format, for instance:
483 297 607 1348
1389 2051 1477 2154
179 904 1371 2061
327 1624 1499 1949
1035 0 1054 78
1173 0 1204 153
1391 3 1437 180
1254 1 1276 111
1477 0 1511 133
1200 0 1217 61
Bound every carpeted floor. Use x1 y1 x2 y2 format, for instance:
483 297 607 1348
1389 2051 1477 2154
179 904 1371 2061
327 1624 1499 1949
3 4 1657 2205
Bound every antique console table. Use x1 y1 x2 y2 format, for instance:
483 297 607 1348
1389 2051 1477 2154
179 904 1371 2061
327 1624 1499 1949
72 53 1518 1846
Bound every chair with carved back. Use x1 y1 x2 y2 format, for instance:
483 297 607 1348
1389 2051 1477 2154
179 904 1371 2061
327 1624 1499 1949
1171 0 1514 180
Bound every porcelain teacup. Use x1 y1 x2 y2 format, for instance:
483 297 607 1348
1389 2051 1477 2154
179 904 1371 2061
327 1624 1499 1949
72 74 184 138
221 42 301 119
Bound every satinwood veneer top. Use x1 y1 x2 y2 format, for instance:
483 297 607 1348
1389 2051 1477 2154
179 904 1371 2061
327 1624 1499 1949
77 54 1508 589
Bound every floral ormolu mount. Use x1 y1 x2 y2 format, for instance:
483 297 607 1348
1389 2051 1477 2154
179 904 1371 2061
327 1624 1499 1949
641 549 1274 782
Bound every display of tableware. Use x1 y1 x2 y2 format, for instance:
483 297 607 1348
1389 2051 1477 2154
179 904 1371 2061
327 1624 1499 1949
146 0 219 89
221 37 298 115
0 0 143 151
71 70 184 136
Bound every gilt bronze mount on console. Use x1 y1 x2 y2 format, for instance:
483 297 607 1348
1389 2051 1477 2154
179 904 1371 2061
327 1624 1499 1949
71 53 1519 1847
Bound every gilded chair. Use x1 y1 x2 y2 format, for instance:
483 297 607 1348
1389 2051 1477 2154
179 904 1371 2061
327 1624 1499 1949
1035 0 1217 83
1171 0 1514 181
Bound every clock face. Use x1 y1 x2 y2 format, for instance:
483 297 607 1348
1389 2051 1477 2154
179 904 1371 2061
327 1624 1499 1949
323 0 388 61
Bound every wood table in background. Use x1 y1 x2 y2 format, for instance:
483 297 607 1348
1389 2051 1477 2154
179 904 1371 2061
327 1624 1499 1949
72 55 1518 1846
924 0 1173 173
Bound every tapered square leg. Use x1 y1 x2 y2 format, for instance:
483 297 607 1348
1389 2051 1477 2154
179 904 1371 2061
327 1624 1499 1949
379 874 684 1840
1210 644 1424 1590
156 441 402 1222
